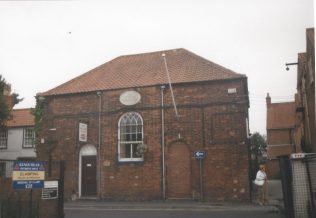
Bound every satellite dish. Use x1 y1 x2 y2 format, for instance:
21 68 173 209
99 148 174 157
119 91 141 106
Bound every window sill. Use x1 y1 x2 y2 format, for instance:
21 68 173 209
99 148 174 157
118 158 144 163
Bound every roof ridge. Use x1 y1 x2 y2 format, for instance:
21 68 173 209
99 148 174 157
116 48 185 59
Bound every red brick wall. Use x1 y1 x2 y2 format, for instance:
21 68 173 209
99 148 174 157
266 159 280 179
38 78 250 202
267 129 292 145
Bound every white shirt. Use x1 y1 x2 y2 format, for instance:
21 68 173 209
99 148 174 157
256 170 267 181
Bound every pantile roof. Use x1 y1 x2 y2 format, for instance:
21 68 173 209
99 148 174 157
7 108 34 127
40 48 245 96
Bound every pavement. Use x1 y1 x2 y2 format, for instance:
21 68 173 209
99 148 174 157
65 200 280 213
65 180 284 213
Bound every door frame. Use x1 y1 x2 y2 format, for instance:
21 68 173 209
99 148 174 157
79 144 97 197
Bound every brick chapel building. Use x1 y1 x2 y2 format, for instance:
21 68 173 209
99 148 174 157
37 48 250 201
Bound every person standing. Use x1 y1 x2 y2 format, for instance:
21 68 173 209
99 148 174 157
255 164 268 205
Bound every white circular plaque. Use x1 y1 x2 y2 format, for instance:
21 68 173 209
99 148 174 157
119 91 141 106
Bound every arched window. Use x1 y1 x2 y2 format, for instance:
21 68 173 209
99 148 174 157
118 112 143 161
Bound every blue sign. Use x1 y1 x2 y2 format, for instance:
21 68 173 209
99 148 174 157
13 180 44 189
194 150 206 159
13 161 45 171
12 161 45 190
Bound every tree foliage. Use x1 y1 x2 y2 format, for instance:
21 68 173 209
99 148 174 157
0 75 23 129
250 132 267 153
31 96 45 135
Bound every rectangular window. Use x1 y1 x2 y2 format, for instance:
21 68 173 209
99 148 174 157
23 128 35 148
0 130 7 149
0 161 13 178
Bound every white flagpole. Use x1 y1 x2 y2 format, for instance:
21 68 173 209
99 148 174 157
162 53 179 118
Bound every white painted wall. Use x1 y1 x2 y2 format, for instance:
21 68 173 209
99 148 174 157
0 127 36 160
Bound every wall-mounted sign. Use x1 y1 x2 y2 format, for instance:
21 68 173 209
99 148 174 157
194 150 206 160
12 161 45 189
119 91 141 106
42 181 58 199
79 123 88 142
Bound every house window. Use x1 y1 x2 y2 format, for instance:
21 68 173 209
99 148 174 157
23 128 35 148
0 130 7 149
0 161 13 178
118 112 143 162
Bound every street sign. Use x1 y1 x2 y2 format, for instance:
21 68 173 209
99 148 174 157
194 150 206 159
12 161 45 189
13 180 44 189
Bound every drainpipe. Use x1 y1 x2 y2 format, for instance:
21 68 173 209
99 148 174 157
302 77 312 146
161 85 166 199
97 91 102 198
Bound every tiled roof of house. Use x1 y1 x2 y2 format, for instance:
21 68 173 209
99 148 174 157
7 108 34 127
267 102 296 130
40 48 245 96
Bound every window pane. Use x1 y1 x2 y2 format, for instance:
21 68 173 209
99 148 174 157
137 133 142 141
132 143 142 158
131 133 137 141
125 144 131 158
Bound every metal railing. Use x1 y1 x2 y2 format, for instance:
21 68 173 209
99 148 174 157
279 153 316 218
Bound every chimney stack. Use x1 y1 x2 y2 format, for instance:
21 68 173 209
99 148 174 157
266 93 271 107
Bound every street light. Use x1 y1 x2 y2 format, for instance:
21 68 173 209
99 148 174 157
285 62 298 71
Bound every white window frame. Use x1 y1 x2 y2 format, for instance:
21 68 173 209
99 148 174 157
0 130 7 149
118 112 144 162
23 127 35 148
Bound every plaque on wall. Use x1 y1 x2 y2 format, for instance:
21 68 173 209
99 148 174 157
79 122 88 142
119 91 141 106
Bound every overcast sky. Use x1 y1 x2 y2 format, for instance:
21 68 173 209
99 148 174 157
0 0 314 134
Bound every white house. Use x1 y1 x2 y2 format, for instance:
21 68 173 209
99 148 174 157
0 108 36 160
0 108 36 177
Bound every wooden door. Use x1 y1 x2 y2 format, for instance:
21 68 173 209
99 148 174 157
167 142 192 199
81 155 97 196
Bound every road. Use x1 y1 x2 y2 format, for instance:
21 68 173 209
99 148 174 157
66 209 283 218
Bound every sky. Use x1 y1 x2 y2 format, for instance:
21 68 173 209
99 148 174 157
0 0 314 135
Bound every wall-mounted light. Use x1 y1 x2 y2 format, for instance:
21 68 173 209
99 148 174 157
285 62 298 71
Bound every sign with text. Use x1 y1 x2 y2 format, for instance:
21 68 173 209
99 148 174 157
42 181 58 199
12 161 45 189
13 180 44 189
79 122 88 142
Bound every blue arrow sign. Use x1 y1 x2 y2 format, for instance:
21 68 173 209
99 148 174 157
194 150 206 159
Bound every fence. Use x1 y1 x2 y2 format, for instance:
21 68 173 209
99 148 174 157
0 160 65 218
279 153 316 218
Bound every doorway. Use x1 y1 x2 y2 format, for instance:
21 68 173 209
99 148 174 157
81 155 97 196
79 145 97 197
